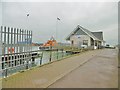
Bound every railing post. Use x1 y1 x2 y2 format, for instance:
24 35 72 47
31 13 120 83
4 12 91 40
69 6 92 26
57 49 58 60
5 68 7 78
32 57 35 67
40 52 43 65
49 45 52 62
26 58 29 69
62 49 64 58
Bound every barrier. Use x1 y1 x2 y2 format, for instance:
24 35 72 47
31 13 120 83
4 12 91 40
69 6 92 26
0 26 32 78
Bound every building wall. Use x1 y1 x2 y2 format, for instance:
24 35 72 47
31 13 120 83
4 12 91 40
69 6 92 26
70 35 91 48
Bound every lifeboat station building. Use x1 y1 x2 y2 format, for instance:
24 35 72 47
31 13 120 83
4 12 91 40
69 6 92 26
66 25 105 49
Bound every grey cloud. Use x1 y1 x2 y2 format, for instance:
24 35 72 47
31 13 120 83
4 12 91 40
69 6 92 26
2 2 118 45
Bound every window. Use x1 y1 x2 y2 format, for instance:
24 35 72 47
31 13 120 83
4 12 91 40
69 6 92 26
83 40 88 45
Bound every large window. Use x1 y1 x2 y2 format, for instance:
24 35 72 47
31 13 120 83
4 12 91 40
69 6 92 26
83 40 88 46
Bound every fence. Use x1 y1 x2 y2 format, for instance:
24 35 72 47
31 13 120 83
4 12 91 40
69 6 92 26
0 26 33 78
0 26 77 78
34 48 72 66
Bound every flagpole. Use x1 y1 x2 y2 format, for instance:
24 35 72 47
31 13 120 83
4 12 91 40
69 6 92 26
56 17 60 42
56 18 58 41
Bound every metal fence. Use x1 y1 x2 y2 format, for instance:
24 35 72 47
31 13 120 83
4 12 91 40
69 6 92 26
0 26 77 78
0 26 33 78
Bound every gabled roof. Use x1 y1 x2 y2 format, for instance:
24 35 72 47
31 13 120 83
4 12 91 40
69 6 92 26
66 25 104 41
91 32 103 41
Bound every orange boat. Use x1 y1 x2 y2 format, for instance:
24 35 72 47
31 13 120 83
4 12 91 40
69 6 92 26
43 36 57 47
39 36 57 50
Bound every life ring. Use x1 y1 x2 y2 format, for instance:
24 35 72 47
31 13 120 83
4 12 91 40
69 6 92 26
12 48 14 53
8 48 14 53
8 48 11 52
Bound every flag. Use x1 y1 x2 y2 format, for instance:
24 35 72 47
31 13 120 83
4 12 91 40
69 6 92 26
57 17 60 20
27 13 29 17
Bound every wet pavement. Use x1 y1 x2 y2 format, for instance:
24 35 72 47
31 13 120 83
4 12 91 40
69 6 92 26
2 49 118 88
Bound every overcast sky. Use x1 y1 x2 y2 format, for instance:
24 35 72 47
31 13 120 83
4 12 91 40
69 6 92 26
1 1 118 45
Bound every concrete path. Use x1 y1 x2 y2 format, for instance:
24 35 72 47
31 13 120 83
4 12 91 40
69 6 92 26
2 49 118 88
49 49 118 88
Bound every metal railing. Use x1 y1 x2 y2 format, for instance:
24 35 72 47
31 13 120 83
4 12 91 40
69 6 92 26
0 26 33 78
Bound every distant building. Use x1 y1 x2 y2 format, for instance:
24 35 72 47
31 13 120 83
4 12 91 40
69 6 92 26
58 42 70 46
66 25 105 49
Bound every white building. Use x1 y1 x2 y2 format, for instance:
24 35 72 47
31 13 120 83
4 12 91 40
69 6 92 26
66 25 105 49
